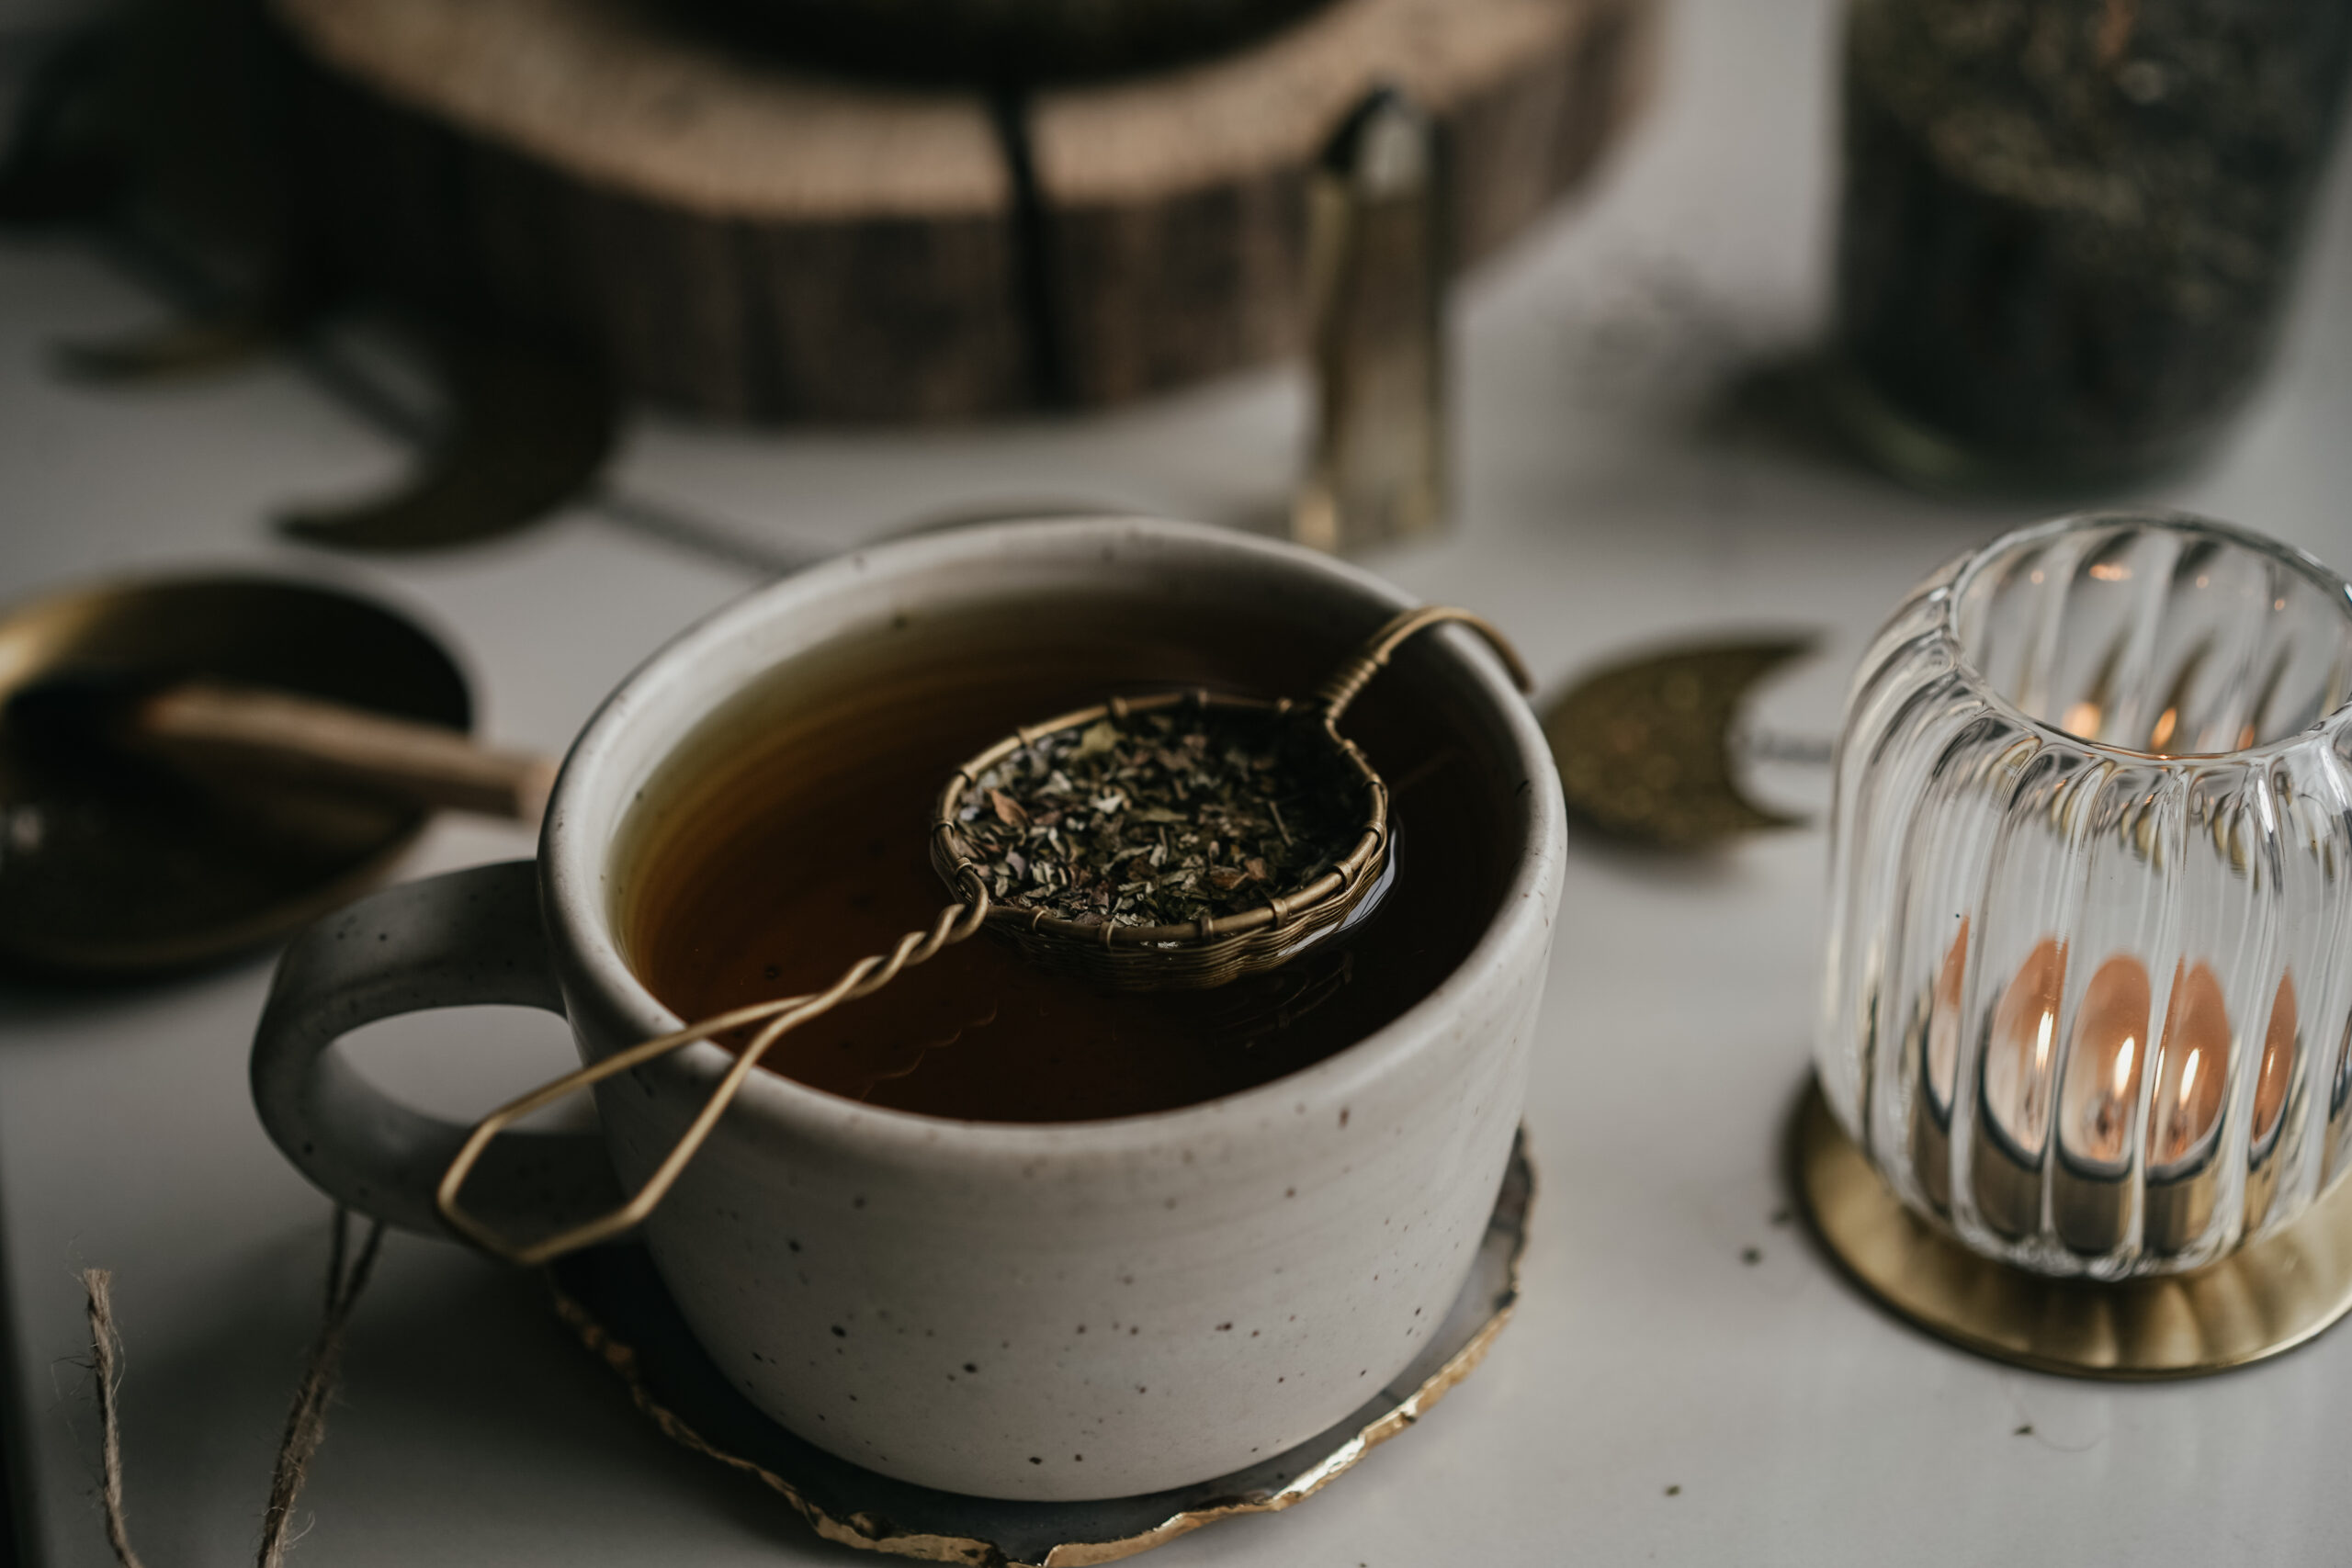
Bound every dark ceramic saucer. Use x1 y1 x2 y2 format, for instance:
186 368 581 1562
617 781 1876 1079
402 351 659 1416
548 1131 1532 1565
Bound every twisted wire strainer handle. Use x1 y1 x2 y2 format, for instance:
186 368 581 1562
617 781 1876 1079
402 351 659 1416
1311 606 1534 725
437 605 1531 1267
435 867 991 1266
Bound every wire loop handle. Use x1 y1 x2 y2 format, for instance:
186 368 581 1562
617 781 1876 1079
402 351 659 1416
435 869 989 1266
1312 605 1533 725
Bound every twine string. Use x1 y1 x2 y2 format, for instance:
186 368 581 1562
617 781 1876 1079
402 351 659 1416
79 1268 144 1568
256 1209 386 1568
78 1208 387 1568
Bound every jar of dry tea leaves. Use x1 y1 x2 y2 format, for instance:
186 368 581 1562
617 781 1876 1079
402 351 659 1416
1831 0 2352 491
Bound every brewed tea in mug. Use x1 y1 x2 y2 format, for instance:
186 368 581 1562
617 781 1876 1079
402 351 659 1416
618 592 1514 1122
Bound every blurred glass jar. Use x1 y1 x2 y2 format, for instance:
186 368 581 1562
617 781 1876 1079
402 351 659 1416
1830 0 2352 491
1818 512 2352 1278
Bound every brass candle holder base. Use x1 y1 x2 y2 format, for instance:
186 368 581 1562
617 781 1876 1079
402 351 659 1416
1794 1080 2352 1379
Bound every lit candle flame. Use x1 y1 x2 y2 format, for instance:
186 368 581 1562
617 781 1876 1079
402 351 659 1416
2148 962 2230 1172
2058 953 2150 1168
1985 938 2067 1153
2253 972 2296 1146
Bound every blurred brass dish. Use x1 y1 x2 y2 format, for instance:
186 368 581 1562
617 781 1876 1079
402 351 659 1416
1795 1079 2352 1379
0 574 470 976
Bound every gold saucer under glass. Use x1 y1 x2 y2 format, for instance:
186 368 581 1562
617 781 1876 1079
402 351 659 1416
1794 1080 2352 1379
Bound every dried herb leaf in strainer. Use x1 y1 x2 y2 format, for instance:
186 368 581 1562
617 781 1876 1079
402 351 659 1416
957 706 1362 930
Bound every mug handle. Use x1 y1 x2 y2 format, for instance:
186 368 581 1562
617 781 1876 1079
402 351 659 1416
250 859 624 1239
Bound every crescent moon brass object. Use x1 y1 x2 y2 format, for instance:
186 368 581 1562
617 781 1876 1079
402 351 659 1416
278 337 616 552
1542 636 1815 850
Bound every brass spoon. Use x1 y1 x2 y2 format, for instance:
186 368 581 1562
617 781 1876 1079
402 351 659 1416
8 672 555 823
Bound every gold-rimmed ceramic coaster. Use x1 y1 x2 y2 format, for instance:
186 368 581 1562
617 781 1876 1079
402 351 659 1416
548 1134 1532 1567
1793 1080 2352 1379
0 573 470 976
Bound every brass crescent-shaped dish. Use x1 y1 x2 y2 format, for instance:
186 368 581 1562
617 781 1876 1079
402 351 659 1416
1544 637 1814 850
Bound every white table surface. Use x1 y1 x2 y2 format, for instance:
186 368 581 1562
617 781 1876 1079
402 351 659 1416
6 1 2352 1562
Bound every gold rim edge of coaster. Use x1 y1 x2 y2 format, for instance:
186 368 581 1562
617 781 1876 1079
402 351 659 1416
1794 1078 2352 1380
547 1135 1533 1567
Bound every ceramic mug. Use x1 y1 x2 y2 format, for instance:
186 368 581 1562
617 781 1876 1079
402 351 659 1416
249 517 1566 1500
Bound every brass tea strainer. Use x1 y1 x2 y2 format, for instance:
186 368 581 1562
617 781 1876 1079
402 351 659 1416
437 606 1529 1265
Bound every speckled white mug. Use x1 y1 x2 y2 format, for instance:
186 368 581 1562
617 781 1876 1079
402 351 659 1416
251 517 1565 1501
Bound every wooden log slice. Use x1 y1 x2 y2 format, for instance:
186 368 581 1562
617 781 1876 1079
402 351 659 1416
274 0 1656 422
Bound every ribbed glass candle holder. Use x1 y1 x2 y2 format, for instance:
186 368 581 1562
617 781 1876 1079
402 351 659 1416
1819 511 2352 1278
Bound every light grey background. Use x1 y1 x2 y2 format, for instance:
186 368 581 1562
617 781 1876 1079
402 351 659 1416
4 0 2350 1561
